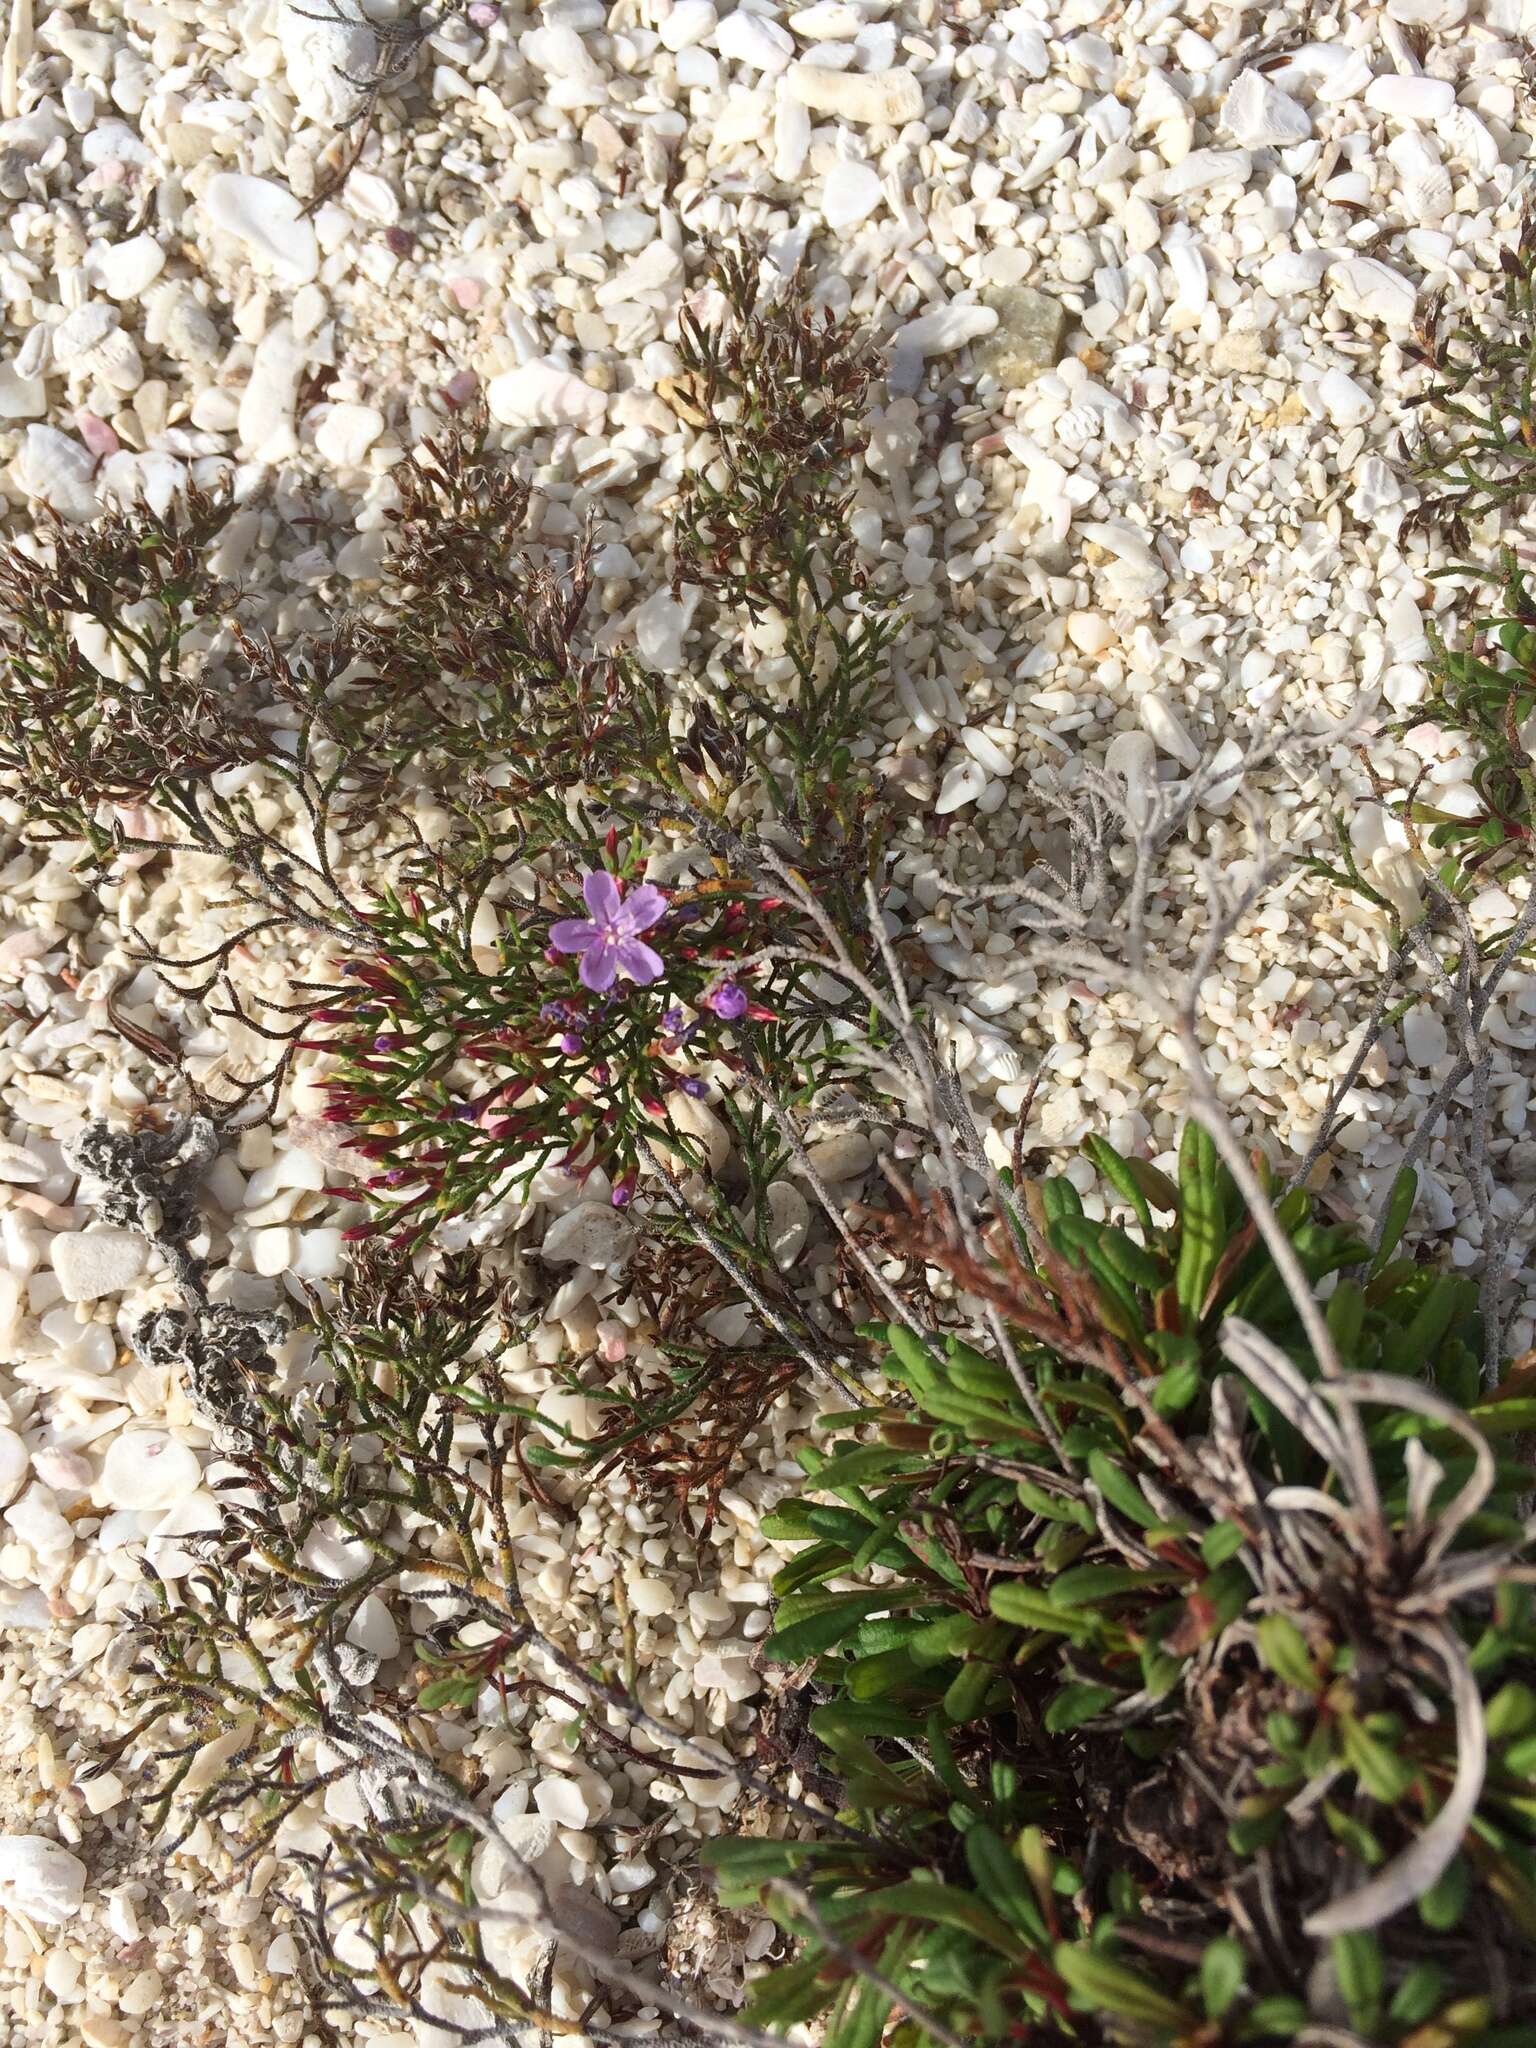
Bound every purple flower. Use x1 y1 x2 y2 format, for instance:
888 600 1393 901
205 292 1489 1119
557 1031 584 1056
550 871 666 993
704 980 748 1020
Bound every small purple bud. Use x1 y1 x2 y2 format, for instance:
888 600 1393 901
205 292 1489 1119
373 1034 402 1052
705 981 748 1020
558 1031 584 1055
661 1007 685 1033
611 1174 636 1208
680 1077 708 1099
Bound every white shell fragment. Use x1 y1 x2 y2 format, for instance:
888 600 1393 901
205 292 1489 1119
487 359 608 433
1327 258 1417 329
278 0 376 126
0 1837 87 1926
0 1429 27 1506
893 303 999 357
93 233 165 301
238 318 306 463
1139 691 1202 771
784 63 923 125
18 388 81 497
765 1181 811 1270
100 1432 202 1510
1219 70 1310 149
203 173 320 287
539 1202 634 1270
0 360 44 419
143 282 222 366
50 1229 144 1302
1364 75 1456 123
821 159 883 230
314 401 384 469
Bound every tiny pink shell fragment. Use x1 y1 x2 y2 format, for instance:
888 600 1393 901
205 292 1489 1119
468 2 499 22
447 277 483 310
74 410 120 459
441 369 479 405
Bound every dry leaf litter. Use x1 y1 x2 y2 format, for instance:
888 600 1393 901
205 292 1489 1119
0 0 1533 2043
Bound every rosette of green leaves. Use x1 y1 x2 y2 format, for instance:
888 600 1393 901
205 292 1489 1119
705 1132 1536 2047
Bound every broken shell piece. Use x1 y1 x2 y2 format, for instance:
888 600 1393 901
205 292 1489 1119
784 63 923 125
487 358 608 433
50 301 118 366
203 172 320 287
14 425 99 522
143 282 222 367
1327 257 1416 329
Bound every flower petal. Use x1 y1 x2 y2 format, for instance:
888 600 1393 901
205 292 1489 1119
615 883 667 935
582 870 622 922
549 919 599 954
578 945 619 992
613 939 665 986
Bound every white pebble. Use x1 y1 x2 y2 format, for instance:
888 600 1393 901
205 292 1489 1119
805 1131 873 1182
893 303 997 357
487 359 608 433
766 1180 810 1269
239 319 306 464
821 159 882 230
784 62 923 124
1328 257 1417 328
100 1432 202 1511
1067 611 1113 656
204 174 320 286
0 1139 45 1184
267 1933 300 1976
1403 1009 1450 1067
540 1202 633 1270
278 0 375 125
30 1448 90 1492
293 1228 345 1280
1105 730 1159 827
715 9 793 72
249 1226 296 1277
1139 691 1201 770
0 1837 87 1925
660 0 717 49
790 0 861 33
1219 69 1310 147
93 234 165 302
1313 367 1374 428
936 755 987 814
0 1429 27 1505
633 585 696 671
14 427 99 524
314 402 384 470
1364 75 1456 123
533 1775 596 1829
0 361 45 420
346 1594 400 1659
50 1229 145 1304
